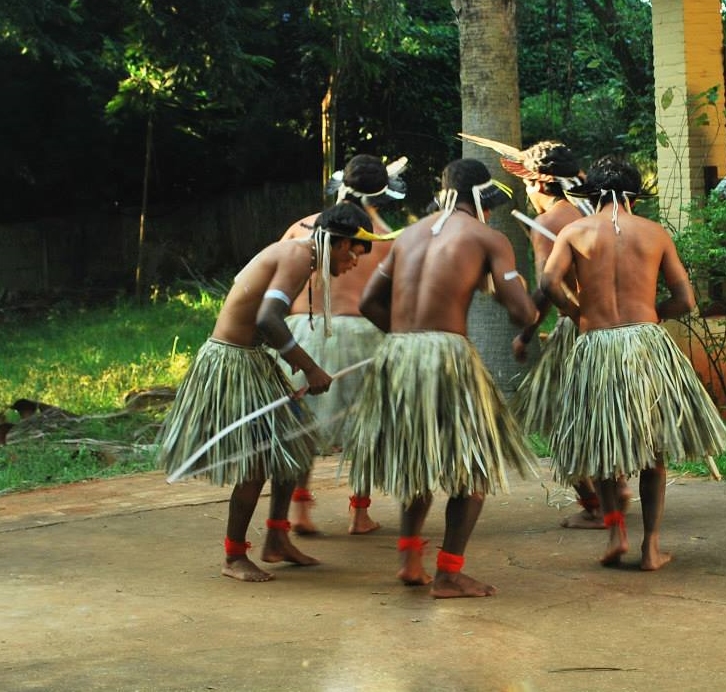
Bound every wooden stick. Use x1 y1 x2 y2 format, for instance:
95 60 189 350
511 209 558 242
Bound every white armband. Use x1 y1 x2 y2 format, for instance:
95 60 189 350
263 289 291 306
276 337 297 355
503 270 520 281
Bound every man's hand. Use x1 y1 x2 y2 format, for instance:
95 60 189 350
512 333 529 363
304 364 333 395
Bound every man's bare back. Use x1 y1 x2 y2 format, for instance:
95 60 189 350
370 210 535 335
542 206 693 331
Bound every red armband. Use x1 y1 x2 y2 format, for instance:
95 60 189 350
436 550 465 573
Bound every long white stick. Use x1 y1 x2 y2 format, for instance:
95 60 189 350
165 357 373 484
511 209 558 242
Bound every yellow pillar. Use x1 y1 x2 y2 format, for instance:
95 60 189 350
652 0 726 232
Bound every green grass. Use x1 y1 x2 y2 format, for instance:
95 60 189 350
0 288 224 493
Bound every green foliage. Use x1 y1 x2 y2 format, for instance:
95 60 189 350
1 290 221 412
0 288 224 492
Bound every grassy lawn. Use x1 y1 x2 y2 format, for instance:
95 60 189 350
0 288 223 493
1 290 724 493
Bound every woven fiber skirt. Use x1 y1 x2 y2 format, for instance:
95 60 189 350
551 323 726 484
511 315 578 436
157 338 316 485
342 331 538 506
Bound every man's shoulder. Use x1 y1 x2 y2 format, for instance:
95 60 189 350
281 213 318 240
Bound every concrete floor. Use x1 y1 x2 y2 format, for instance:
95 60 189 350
1 458 725 692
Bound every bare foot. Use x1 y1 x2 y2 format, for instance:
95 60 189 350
641 540 672 571
348 510 381 535
600 530 629 567
292 520 321 536
222 557 275 583
560 508 605 529
431 571 497 598
397 565 433 586
261 531 320 566
397 545 432 585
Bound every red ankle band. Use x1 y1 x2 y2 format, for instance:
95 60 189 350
349 495 372 509
577 494 600 511
603 511 625 528
436 550 465 573
292 488 315 503
266 519 292 531
224 536 252 557
397 536 427 554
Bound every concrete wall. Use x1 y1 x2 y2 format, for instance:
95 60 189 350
652 0 726 232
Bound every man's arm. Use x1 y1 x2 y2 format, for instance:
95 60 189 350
540 233 580 324
656 236 696 320
488 234 539 328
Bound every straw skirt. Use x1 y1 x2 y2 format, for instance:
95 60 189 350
157 338 316 485
342 331 538 506
511 316 578 436
551 323 726 484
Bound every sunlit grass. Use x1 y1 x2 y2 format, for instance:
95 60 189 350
0 289 224 492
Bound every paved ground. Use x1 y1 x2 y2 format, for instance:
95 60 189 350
1 457 725 692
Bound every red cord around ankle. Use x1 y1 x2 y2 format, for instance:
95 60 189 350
349 495 372 509
292 488 315 503
224 536 252 557
603 511 625 528
397 536 427 554
577 494 600 511
436 550 465 573
266 519 292 531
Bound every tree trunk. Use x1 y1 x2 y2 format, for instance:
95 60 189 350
136 115 153 304
459 0 540 395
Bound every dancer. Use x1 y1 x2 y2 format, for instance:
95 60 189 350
542 155 726 570
503 141 628 528
344 158 540 598
281 154 407 535
157 203 383 583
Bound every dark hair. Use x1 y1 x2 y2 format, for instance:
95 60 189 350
440 159 492 206
523 141 581 178
342 155 389 196
314 203 373 253
586 155 642 199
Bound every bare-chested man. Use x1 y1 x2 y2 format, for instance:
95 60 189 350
343 158 540 598
157 203 378 582
280 154 406 536
504 141 629 529
541 155 726 570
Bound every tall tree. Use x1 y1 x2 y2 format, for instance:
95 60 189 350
457 0 538 394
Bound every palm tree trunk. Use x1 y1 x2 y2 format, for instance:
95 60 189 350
136 115 153 304
459 0 540 396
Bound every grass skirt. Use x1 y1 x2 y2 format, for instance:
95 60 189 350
282 314 382 450
511 316 578 435
157 339 316 486
342 332 538 506
551 323 726 484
